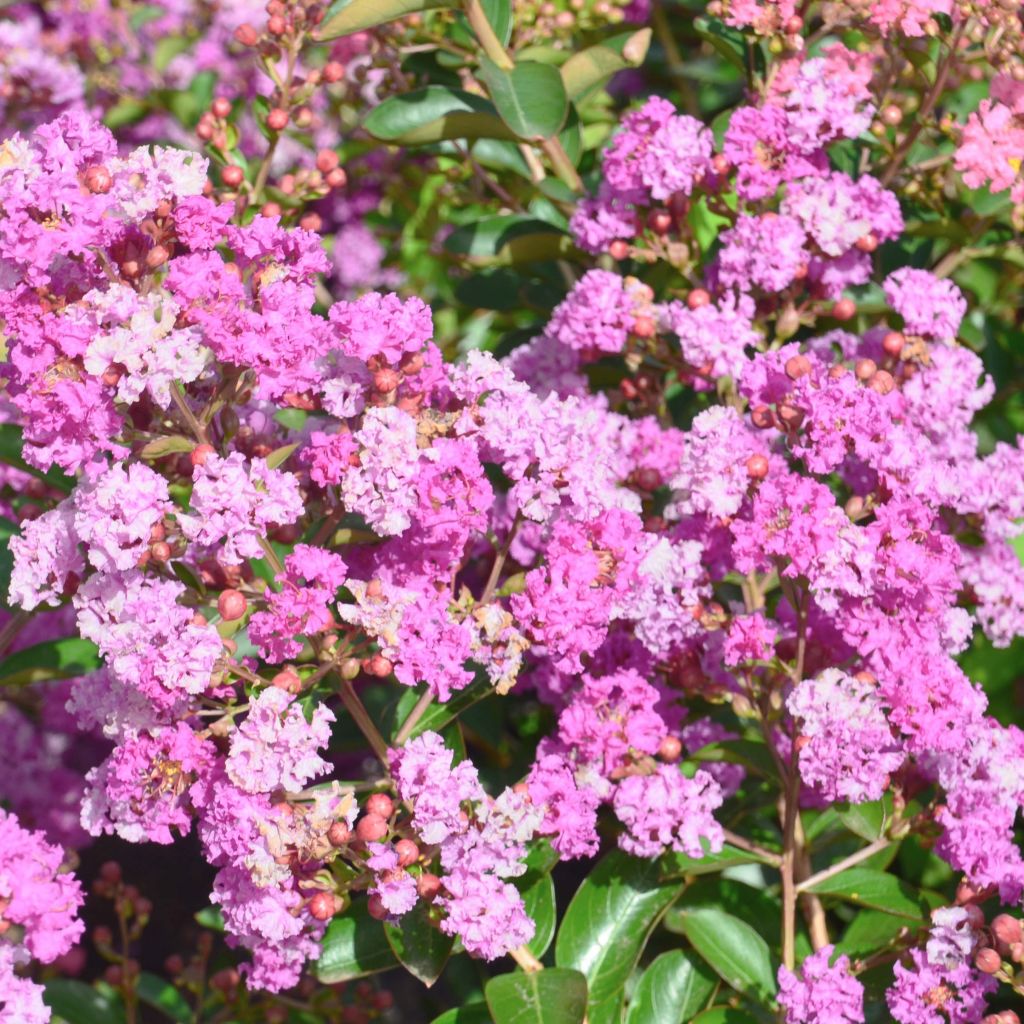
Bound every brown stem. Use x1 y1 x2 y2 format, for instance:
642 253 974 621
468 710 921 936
170 382 209 445
780 755 801 970
0 609 32 657
722 828 782 867
394 688 434 746
480 516 521 605
336 674 391 765
796 838 893 894
879 25 965 188
510 944 544 973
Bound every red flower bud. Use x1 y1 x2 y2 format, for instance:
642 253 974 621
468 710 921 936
266 107 289 131
785 354 811 380
608 240 630 260
658 736 683 762
632 315 656 339
309 892 337 921
271 667 302 694
221 165 245 188
974 947 1002 974
365 793 394 819
882 331 905 357
395 839 419 867
217 589 247 621
211 97 232 119
327 822 351 847
366 894 387 920
831 298 856 321
190 443 215 467
84 165 113 194
417 873 441 901
751 405 774 430
355 813 389 843
687 288 711 310
992 913 1022 946
746 454 769 480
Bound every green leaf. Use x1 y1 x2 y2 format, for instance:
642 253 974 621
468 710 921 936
264 442 299 470
835 910 910 960
135 972 191 1023
0 637 101 687
660 843 775 879
0 515 16 597
364 87 514 145
836 798 891 841
139 435 195 461
430 1006 493 1024
668 878 781 946
384 902 453 986
521 873 556 959
693 16 747 72
556 850 682 1024
194 905 225 931
625 950 717 1024
0 423 75 493
480 0 512 45
560 29 652 102
478 57 569 140
316 900 398 983
44 980 126 1024
802 868 943 920
691 1010 762 1024
443 214 573 266
485 968 587 1024
320 0 452 38
678 907 777 1005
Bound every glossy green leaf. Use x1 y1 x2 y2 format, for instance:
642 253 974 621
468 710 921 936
384 902 453 986
264 442 299 470
660 843 775 880
136 972 191 1023
430 1006 493 1024
625 950 717 1024
835 910 910 960
364 87 515 145
485 968 587 1024
194 905 225 931
0 515 16 597
668 878 781 946
556 850 682 1024
44 980 126 1024
480 0 512 45
478 57 569 140
560 29 652 101
139 435 195 461
836 798 891 841
693 16 747 72
691 1010 762 1024
320 0 452 38
0 638 102 688
802 868 944 920
317 900 398 983
678 907 777 1005
521 872 556 959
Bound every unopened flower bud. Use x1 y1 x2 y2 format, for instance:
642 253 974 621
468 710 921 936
395 839 419 867
882 331 905 357
746 453 769 480
234 23 259 45
373 368 401 393
366 894 387 920
145 244 169 269
687 288 711 310
211 97 232 119
855 358 877 382
84 165 113 194
608 239 630 260
855 233 878 253
355 813 388 843
267 14 287 34
365 793 394 819
190 443 215 467
658 736 683 762
992 914 1022 946
831 298 856 321
328 821 351 847
785 354 811 380
632 315 656 339
271 667 302 693
751 405 774 430
222 165 245 188
323 60 346 82
869 370 895 395
149 541 172 563
217 589 247 621
974 947 1002 974
326 167 348 189
267 107 289 131
309 892 337 921
417 873 441 901
647 209 672 235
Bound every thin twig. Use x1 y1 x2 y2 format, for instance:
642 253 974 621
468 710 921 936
394 688 434 746
796 838 893 894
336 674 391 765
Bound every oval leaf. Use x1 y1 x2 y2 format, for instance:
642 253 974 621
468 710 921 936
320 0 452 38
0 637 102 688
479 0 512 45
560 29 652 102
431 1006 493 1024
678 907 777 1006
44 980 126 1024
316 900 398 983
660 842 776 879
479 57 569 140
625 950 717 1024
555 850 682 1024
521 873 556 959
801 868 943 920
139 435 195 461
384 903 453 986
485 967 587 1024
364 87 514 145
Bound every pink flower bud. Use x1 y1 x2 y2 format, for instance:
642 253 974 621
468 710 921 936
217 589 247 621
417 874 441 901
222 165 245 188
84 165 113 194
395 839 419 867
746 454 769 480
309 892 337 921
974 947 1002 974
365 793 394 819
355 813 389 843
